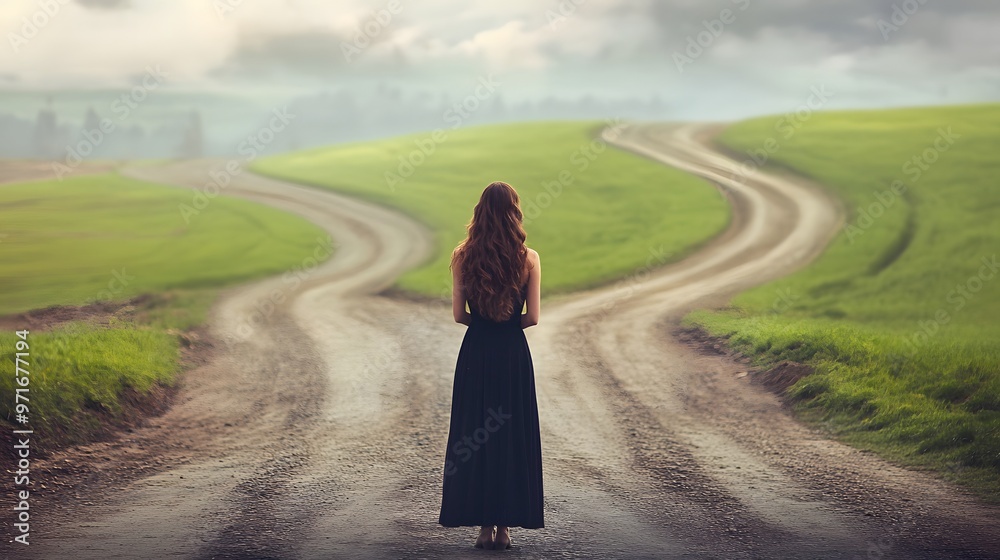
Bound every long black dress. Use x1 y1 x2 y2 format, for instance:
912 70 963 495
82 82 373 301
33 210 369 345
439 283 544 529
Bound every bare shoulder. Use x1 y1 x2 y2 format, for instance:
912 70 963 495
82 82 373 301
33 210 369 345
526 247 540 263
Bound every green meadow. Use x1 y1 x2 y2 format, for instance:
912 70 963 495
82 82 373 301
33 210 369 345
0 173 330 444
686 104 1000 500
252 121 731 297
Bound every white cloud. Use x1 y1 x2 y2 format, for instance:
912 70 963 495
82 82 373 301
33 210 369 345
0 0 996 112
2 0 231 87
454 21 549 70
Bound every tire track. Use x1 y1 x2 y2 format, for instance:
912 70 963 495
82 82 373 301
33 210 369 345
19 125 1000 559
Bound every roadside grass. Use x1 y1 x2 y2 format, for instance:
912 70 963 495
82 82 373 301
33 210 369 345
0 173 332 315
0 172 330 446
252 121 731 298
1 324 178 441
685 103 1000 501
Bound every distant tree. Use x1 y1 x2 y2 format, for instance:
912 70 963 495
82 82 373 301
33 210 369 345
177 110 204 158
32 97 59 159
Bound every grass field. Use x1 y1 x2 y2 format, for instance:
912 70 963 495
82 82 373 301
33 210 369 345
0 172 330 445
252 121 731 298
0 173 331 316
686 104 1000 499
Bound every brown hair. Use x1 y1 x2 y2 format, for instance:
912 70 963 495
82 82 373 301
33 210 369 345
451 181 531 322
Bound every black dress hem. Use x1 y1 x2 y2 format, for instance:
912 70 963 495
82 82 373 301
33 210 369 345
438 284 545 529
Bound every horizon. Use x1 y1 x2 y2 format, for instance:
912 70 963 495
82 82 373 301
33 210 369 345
3 0 998 158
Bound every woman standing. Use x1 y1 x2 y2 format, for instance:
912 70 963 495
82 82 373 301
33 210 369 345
438 181 544 550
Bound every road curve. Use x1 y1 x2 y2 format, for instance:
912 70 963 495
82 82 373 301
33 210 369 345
19 124 1000 560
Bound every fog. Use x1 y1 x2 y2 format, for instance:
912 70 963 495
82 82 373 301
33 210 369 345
1 0 997 159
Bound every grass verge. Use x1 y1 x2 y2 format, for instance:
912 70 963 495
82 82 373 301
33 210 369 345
252 121 731 297
0 172 330 450
685 103 1000 501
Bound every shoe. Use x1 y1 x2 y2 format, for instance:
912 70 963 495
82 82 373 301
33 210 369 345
495 527 512 550
474 525 495 549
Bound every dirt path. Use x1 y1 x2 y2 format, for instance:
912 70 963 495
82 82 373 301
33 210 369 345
0 159 120 185
14 125 1000 559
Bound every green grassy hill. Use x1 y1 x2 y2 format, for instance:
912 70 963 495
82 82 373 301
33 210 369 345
0 173 332 317
0 172 330 445
687 104 1000 500
252 121 731 298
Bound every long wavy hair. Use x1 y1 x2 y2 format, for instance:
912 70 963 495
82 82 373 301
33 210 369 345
451 181 530 322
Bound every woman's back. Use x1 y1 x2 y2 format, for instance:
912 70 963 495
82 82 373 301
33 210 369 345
439 181 545 541
468 282 528 328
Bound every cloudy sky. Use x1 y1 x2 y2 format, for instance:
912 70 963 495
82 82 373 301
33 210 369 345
2 0 998 118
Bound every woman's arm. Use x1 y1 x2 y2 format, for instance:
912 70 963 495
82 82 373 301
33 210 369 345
452 259 472 326
521 249 541 329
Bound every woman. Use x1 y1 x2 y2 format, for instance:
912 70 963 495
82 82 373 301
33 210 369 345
438 181 544 550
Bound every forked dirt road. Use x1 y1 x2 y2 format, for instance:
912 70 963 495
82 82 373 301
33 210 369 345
15 124 1000 559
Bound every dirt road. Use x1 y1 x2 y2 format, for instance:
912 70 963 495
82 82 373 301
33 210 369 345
17 124 1000 559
